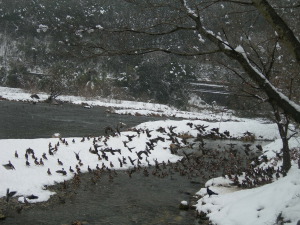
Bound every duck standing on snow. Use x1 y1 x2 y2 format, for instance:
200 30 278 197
56 168 67 176
3 161 15 170
207 186 218 197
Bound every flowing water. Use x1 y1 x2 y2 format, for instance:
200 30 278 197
2 169 202 225
0 101 165 139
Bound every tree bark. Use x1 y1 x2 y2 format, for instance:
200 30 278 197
271 103 291 172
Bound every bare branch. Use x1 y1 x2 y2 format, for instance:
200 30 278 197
252 0 300 64
99 25 196 36
265 38 279 79
68 42 221 57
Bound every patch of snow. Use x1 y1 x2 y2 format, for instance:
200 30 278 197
181 200 188 205
37 24 48 33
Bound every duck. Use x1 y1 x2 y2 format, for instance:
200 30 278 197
69 166 74 173
127 157 136 167
6 188 17 202
23 197 29 205
57 159 63 165
76 165 81 173
56 168 67 176
26 148 34 155
3 161 15 170
126 135 136 141
127 146 135 152
42 153 48 160
118 158 123 167
34 159 39 165
26 194 38 200
74 151 81 161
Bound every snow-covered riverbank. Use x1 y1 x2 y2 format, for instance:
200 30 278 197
196 136 300 225
0 86 236 121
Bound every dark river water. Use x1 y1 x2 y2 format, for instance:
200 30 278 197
2 169 202 225
0 100 165 139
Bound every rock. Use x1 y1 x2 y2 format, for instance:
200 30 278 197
72 221 83 225
189 204 197 210
51 99 60 105
30 94 40 99
106 107 115 113
197 211 209 220
189 198 198 210
82 103 93 109
0 212 6 220
52 133 61 138
179 200 189 210
71 221 88 225
45 97 61 105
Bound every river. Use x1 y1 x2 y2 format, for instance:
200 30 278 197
0 101 165 139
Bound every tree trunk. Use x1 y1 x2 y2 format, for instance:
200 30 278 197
271 103 291 172
281 135 291 173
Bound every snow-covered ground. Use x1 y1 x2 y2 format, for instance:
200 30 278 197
1 86 300 224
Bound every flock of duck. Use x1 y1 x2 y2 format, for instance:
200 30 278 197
2 121 286 208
